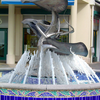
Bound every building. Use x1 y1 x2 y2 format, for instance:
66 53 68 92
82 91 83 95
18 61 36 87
93 0 100 62
0 0 99 64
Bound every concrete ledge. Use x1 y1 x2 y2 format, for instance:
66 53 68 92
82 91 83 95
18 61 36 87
0 83 47 90
0 63 15 71
0 83 100 91
0 67 14 71
46 83 100 90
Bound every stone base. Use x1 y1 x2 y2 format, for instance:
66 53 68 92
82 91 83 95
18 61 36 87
15 55 21 62
6 54 15 64
80 56 91 63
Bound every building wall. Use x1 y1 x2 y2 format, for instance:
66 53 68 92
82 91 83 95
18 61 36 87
93 6 100 62
15 8 23 61
69 1 92 63
77 3 91 63
0 15 8 28
97 19 100 62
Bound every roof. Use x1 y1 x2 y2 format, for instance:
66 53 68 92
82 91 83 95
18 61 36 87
1 0 74 5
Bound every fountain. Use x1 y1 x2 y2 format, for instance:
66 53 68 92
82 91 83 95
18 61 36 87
0 0 100 99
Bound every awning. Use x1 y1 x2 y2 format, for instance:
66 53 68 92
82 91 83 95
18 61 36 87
1 0 74 5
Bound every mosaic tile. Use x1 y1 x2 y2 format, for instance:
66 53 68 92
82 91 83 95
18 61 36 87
99 90 100 93
15 96 19 100
76 90 83 96
92 96 98 100
60 91 70 96
18 90 25 96
70 90 78 97
38 91 46 95
24 97 30 100
69 92 75 97
5 95 11 100
79 91 88 96
26 91 37 97
28 97 34 100
50 91 58 96
0 88 100 98
88 89 95 93
15 96 22 100
1 96 100 100
97 95 100 100
89 96 95 100
1 95 5 100
85 96 90 100
79 97 84 100
95 89 100 94
1 88 8 94
74 97 80 100
34 98 43 100
89 91 97 96
11 89 18 95
24 90 32 96
71 91 76 95
17 90 23 96
55 98 62 100
0 90 4 94
7 90 16 95
57 92 65 97
39 92 54 97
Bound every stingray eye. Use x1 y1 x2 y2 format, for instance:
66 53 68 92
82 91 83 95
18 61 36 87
43 20 50 25
30 22 35 25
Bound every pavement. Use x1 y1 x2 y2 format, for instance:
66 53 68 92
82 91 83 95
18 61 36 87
0 63 15 71
89 62 100 72
0 61 100 71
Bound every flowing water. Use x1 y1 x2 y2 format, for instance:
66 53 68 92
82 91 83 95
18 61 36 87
0 50 100 85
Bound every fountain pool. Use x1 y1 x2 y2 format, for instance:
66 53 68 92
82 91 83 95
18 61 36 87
0 50 99 85
1 70 100 84
0 52 100 100
0 76 100 100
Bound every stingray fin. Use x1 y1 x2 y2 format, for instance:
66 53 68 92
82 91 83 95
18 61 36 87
42 44 57 52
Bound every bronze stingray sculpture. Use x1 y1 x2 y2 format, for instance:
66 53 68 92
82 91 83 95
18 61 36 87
21 0 88 57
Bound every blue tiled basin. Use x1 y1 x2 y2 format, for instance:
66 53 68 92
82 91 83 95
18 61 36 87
0 84 100 100
0 70 100 100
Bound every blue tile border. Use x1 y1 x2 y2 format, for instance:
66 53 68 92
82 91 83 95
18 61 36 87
0 95 100 100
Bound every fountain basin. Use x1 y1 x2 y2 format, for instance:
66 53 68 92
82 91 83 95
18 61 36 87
0 70 100 99
0 83 100 99
0 53 100 100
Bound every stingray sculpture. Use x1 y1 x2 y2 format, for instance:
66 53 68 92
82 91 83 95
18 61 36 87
21 0 88 57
